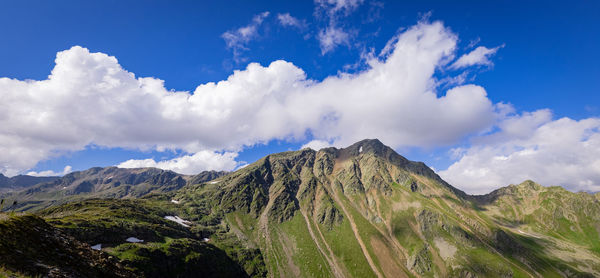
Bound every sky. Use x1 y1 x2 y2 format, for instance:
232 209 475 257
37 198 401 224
1 0 599 194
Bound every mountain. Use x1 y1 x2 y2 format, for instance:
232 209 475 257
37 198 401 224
474 180 600 273
170 139 599 277
0 173 59 192
188 170 229 185
1 139 599 277
0 167 226 211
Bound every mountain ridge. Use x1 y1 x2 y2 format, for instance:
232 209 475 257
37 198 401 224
0 167 228 211
1 139 599 277
0 173 60 192
168 139 599 277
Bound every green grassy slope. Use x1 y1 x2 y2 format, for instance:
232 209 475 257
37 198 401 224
2 139 599 277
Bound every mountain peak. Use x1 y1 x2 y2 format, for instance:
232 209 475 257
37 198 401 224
346 138 387 154
331 138 406 162
514 180 542 191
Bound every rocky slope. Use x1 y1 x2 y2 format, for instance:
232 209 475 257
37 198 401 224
172 139 598 277
1 139 599 277
474 181 600 276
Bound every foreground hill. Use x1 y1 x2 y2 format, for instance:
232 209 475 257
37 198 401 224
1 139 599 277
0 167 226 211
0 198 249 277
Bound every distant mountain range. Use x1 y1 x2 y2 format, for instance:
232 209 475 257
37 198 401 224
1 139 598 277
0 173 59 192
0 167 227 211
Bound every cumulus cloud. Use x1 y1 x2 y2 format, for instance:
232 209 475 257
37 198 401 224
0 21 499 176
277 13 306 29
450 45 503 69
118 151 240 175
222 11 270 62
27 165 73 177
440 111 600 194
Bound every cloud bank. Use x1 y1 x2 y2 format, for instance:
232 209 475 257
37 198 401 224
118 151 240 175
440 111 600 194
0 20 498 177
26 166 73 177
6 19 598 194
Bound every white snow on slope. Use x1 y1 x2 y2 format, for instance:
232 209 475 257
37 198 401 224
165 215 191 227
126 237 144 243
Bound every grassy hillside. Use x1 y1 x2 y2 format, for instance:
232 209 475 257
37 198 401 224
1 139 599 277
0 198 253 277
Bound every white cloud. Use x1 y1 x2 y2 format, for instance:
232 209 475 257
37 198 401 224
317 27 350 54
0 21 499 176
277 13 306 29
118 151 239 175
301 140 334 150
222 11 270 62
440 111 600 194
315 0 364 16
26 165 72 177
450 45 503 69
313 0 363 54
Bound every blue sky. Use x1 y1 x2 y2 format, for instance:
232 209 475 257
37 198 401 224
1 0 599 194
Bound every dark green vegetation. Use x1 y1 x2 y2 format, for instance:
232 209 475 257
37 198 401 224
0 213 134 277
1 198 251 278
1 139 599 277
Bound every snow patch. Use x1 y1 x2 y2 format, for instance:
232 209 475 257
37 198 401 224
208 180 220 184
359 146 363 153
165 215 192 227
171 199 180 204
126 237 144 243
91 244 102 250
